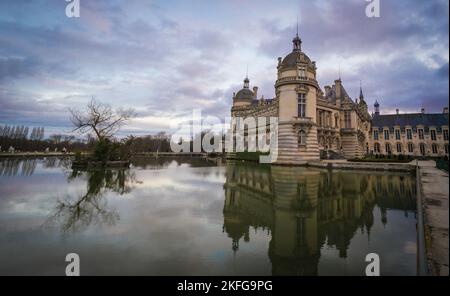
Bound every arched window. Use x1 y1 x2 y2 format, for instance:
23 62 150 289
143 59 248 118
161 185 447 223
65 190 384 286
298 130 306 146
374 143 380 153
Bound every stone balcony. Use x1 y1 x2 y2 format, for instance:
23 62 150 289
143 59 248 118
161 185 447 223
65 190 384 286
291 117 315 128
317 126 338 133
275 76 319 88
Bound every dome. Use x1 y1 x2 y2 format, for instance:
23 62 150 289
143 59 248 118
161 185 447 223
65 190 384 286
235 88 254 101
280 50 312 70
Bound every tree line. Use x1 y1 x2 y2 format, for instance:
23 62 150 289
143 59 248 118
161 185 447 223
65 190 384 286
0 125 44 140
0 124 90 152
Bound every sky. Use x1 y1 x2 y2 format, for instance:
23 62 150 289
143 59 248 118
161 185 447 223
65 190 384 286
0 0 448 138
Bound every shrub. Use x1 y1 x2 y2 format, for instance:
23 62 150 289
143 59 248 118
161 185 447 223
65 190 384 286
74 151 82 162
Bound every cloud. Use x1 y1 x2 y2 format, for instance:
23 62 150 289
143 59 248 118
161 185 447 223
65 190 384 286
0 0 448 136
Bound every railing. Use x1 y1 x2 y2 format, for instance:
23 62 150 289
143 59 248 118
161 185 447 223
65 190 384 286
291 117 313 125
275 76 318 86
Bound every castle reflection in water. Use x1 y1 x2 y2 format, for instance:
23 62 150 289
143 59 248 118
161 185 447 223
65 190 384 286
222 163 417 275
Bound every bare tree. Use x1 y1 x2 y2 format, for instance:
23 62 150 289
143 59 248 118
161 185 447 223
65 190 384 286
69 98 136 140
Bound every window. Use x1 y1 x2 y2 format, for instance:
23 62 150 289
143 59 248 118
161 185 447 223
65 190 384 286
432 144 438 154
298 93 306 118
445 144 449 154
420 144 426 156
431 130 436 141
396 143 402 153
385 143 391 154
408 143 414 153
395 129 400 140
298 66 306 78
407 129 412 140
373 130 379 140
444 130 449 141
344 111 351 128
374 143 380 153
418 129 424 140
298 130 306 146
384 130 389 140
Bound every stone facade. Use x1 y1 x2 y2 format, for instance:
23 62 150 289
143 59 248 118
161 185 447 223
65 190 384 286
369 106 449 157
230 33 371 163
229 33 449 163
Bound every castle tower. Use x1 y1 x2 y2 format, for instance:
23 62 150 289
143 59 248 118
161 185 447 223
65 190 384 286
274 32 320 164
232 76 255 107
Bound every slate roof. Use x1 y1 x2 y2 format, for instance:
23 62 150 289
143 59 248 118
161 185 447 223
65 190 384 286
234 88 254 101
372 113 449 128
280 50 312 69
324 82 353 103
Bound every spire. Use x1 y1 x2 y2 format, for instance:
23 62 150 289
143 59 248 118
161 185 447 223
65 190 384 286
359 80 364 101
292 17 302 51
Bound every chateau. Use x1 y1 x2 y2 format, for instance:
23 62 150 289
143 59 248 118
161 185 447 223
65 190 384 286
230 32 449 164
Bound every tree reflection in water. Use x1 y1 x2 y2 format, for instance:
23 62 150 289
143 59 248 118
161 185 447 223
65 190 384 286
0 157 71 177
48 169 138 233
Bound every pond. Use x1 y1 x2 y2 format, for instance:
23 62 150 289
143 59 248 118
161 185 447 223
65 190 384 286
0 157 417 275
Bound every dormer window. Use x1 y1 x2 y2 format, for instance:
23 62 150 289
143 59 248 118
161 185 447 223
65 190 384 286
298 66 306 79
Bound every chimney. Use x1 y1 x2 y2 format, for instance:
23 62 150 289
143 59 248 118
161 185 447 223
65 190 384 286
421 108 425 114
324 85 331 93
253 86 258 99
334 79 342 99
396 109 399 115
443 107 449 114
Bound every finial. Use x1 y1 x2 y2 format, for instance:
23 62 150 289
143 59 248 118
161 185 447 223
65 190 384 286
243 68 250 89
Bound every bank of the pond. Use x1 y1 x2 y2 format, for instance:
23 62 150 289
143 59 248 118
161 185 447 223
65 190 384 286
307 160 416 172
0 152 75 158
417 161 449 276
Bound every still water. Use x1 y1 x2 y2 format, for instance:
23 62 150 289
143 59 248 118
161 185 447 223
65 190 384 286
0 157 417 276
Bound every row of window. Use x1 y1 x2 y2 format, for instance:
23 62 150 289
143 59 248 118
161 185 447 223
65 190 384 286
374 129 449 141
373 143 449 155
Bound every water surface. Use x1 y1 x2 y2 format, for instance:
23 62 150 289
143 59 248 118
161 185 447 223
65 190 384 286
0 157 417 275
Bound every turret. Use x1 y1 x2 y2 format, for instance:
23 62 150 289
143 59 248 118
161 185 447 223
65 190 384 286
374 100 380 116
